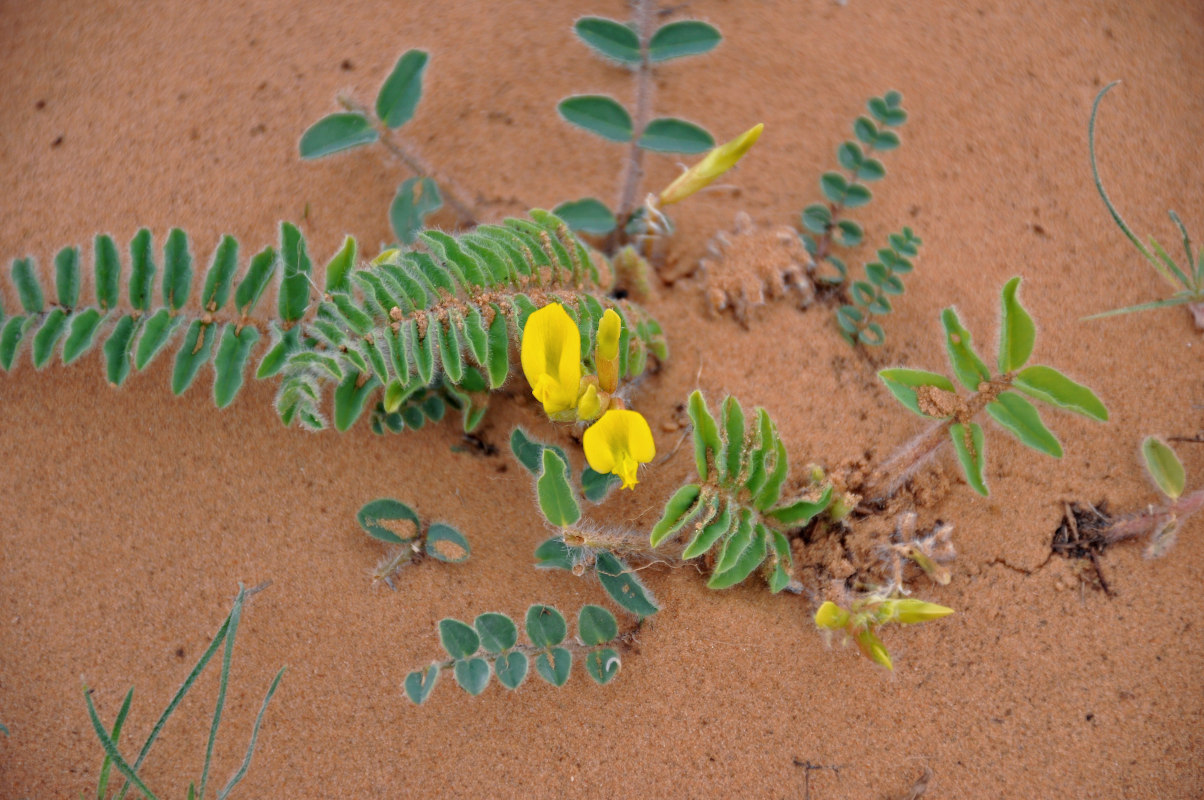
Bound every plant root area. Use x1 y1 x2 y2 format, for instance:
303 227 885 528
2 1 1203 797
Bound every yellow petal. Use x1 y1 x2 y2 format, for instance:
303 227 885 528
578 383 602 421
658 123 764 206
814 601 850 630
521 303 582 415
583 409 656 489
597 308 622 361
855 628 893 670
882 599 955 625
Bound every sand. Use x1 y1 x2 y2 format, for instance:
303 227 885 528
2 0 1203 797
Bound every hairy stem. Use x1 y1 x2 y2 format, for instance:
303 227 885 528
860 374 1013 504
609 0 657 249
337 96 480 228
1101 488 1204 541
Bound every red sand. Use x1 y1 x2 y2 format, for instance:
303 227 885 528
2 1 1203 797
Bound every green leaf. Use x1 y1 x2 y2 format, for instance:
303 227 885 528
333 371 380 431
650 484 702 547
12 259 46 318
753 440 789 511
949 422 987 496
712 511 753 575
323 236 357 293
998 277 1036 372
95 234 120 310
820 172 849 204
404 664 439 704
708 526 766 589
683 499 733 559
426 522 471 563
133 308 183 370
437 317 464 383
356 498 420 545
256 324 300 379
171 320 216 394
129 229 155 313
648 20 722 61
721 396 745 482
557 95 634 142
1013 365 1108 421
537 448 581 527
1142 437 1185 500
552 198 616 235
95 686 134 800
687 390 722 479
578 605 618 645
535 648 572 687
638 117 714 154
801 204 831 235
768 485 834 525
376 49 428 128
54 246 80 308
390 177 442 245
986 392 1062 458
854 116 878 144
835 220 863 247
877 368 957 418
856 158 886 181
233 246 276 316
844 184 872 208
767 530 792 594
485 304 509 388
494 651 529 690
941 308 991 391
202 235 239 311
162 228 192 310
454 658 490 696
438 618 479 659
859 322 885 346
62 308 105 365
103 315 136 386
838 141 863 169
299 113 378 159
525 605 568 648
474 613 518 654
582 466 621 502
31 309 66 368
585 649 620 684
279 222 312 323
510 428 566 475
596 550 659 618
574 17 640 64
213 323 260 408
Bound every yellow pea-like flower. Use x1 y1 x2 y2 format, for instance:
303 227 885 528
583 409 656 490
521 303 582 415
596 308 622 394
577 383 603 421
658 123 764 206
814 601 850 630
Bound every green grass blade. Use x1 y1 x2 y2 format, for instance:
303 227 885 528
215 667 284 800
197 589 244 800
1082 293 1197 320
85 688 159 800
96 687 134 800
1088 82 1154 263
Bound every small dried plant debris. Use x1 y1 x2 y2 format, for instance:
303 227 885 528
699 212 814 325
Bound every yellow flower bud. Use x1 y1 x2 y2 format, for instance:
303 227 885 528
596 308 622 393
577 383 603 421
881 599 955 625
583 409 656 489
658 123 764 206
855 628 893 670
814 601 850 630
521 303 583 416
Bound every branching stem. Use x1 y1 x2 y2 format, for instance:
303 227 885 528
337 96 480 228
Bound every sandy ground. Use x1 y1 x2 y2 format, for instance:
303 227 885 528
2 0 1203 797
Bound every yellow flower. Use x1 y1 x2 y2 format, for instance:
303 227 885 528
880 599 955 625
577 383 603 421
583 409 656 489
596 308 622 393
658 123 764 206
521 303 582 415
814 601 850 630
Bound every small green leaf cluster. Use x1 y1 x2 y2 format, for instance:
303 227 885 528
651 391 833 591
299 50 445 244
405 604 622 704
878 277 1108 496
835 227 921 346
800 92 908 284
554 14 722 237
2 225 302 408
510 430 658 618
356 498 470 587
1086 82 1204 322
83 585 284 800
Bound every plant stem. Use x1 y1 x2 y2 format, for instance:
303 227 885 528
860 375 1012 504
1100 488 1204 541
337 96 480 228
609 0 657 250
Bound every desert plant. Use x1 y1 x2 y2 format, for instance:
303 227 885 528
404 604 624 704
866 277 1108 499
814 595 953 671
800 91 909 286
553 2 731 247
299 49 478 243
835 226 922 346
82 584 284 800
1084 82 1204 327
0 211 667 434
356 499 471 588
